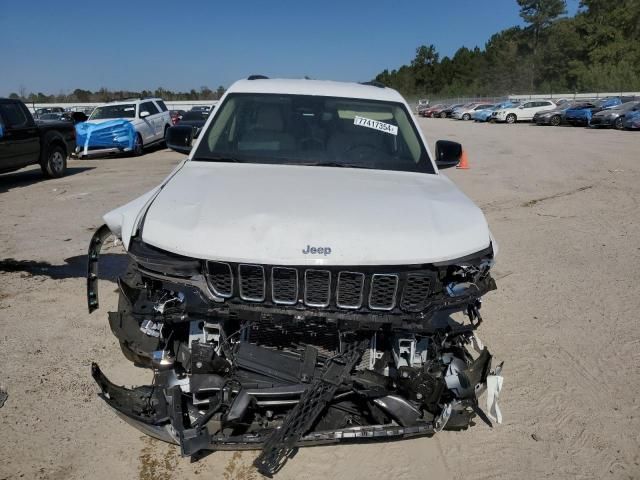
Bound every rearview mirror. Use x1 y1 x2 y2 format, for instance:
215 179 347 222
435 140 462 169
140 111 150 118
166 125 194 154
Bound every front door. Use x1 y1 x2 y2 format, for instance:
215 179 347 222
139 101 162 142
0 102 40 172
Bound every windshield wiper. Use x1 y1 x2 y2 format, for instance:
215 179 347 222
191 155 245 163
302 161 372 169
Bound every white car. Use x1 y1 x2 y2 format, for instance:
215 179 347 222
453 103 495 120
493 100 556 123
87 77 502 474
86 98 172 154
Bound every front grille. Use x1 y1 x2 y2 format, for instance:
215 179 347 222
238 264 265 301
401 273 434 312
206 261 233 297
336 272 364 309
271 267 298 305
305 270 331 307
369 274 399 310
205 261 439 313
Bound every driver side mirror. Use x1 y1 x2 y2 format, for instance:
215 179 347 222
166 125 194 154
140 111 150 118
435 140 462 169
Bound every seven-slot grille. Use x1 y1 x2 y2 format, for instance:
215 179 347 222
205 261 437 313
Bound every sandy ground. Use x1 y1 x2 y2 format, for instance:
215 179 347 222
1 120 639 480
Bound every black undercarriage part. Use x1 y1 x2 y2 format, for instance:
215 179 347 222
88 230 501 475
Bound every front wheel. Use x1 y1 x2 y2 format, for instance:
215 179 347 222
506 113 517 124
462 113 470 121
440 112 447 118
41 144 67 178
550 115 561 126
133 134 144 156
614 117 624 130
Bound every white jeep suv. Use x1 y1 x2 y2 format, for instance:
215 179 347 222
493 100 556 123
86 98 172 154
87 77 502 475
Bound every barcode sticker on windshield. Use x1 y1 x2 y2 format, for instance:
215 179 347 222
353 116 398 135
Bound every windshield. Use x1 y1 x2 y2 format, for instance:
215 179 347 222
570 103 594 109
596 98 617 107
192 93 434 174
90 104 136 120
613 101 639 112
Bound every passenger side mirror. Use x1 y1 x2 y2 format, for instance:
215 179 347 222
435 140 462 169
166 125 194 154
140 111 150 118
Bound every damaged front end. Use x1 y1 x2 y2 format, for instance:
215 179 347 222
88 230 503 476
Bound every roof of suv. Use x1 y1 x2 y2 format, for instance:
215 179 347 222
226 78 405 103
104 98 164 105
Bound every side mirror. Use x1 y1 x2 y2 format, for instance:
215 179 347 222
518 105 524 109
435 140 462 169
166 125 194 154
0 124 4 139
140 111 150 118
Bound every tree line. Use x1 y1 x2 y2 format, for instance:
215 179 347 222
375 0 640 98
8 85 226 104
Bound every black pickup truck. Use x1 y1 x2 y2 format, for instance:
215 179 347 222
0 98 76 178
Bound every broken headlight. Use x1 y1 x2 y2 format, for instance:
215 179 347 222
128 237 201 277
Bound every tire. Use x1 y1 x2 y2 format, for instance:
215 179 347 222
440 112 447 118
462 113 470 121
614 117 624 130
550 115 561 126
162 125 170 147
506 113 517 124
133 133 144 156
41 144 67 178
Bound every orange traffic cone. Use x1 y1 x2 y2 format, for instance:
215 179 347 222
457 150 470 169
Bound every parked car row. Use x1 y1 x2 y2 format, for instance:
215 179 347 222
419 97 640 130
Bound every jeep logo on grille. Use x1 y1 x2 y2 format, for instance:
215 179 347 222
302 245 332 256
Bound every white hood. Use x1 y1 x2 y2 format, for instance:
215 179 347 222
136 162 491 266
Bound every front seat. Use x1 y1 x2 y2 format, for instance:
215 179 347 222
239 105 295 151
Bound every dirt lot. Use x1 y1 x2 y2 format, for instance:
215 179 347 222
1 120 639 480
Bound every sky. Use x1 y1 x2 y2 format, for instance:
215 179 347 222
0 0 580 96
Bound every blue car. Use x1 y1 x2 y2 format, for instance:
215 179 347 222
564 97 622 126
472 102 519 122
622 109 640 129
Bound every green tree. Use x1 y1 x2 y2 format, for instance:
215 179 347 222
517 0 567 49
517 0 567 90
411 45 440 94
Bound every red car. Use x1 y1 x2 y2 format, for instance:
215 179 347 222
420 104 446 117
